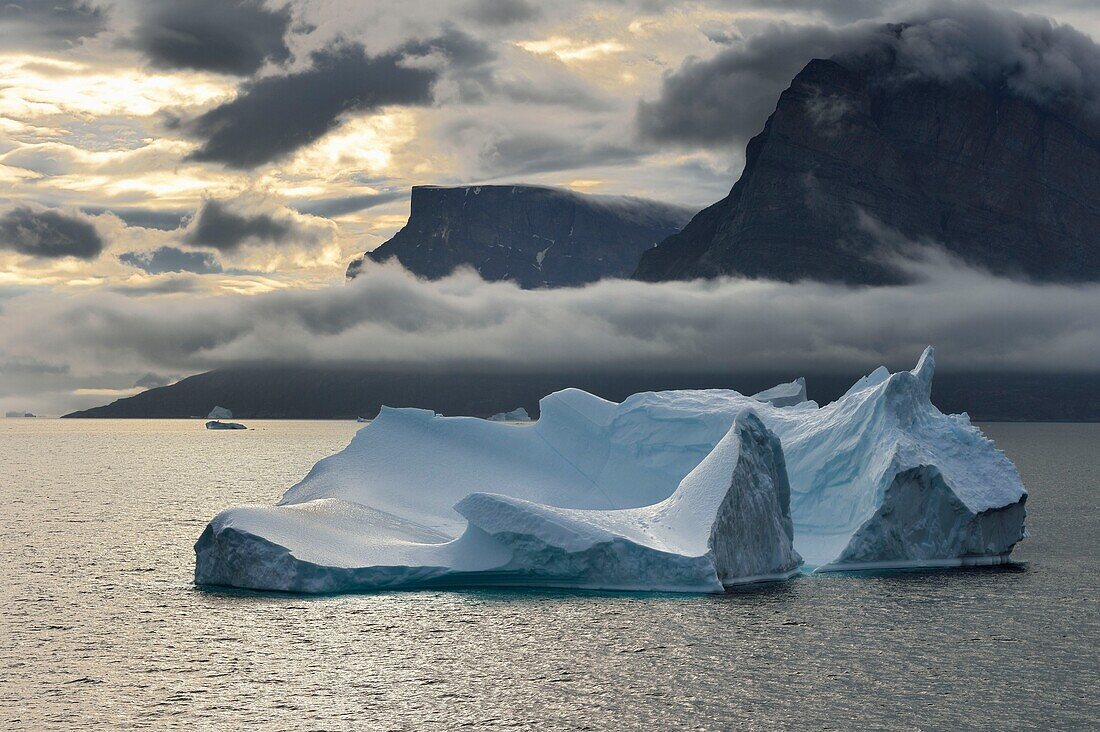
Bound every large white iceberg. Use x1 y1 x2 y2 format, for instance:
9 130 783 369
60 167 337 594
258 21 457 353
195 347 1027 593
195 410 802 592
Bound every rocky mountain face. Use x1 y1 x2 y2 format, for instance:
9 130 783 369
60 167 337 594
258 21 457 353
348 185 692 288
634 55 1100 284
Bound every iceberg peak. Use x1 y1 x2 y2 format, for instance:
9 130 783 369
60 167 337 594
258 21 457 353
912 345 935 392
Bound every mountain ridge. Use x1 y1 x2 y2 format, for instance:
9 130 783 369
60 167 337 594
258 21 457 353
348 184 693 288
634 54 1100 284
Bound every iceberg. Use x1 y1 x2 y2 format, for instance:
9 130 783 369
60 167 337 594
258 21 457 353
765 348 1027 569
752 377 810 407
195 407 802 593
207 406 233 419
488 407 531 422
206 420 246 430
195 347 1027 594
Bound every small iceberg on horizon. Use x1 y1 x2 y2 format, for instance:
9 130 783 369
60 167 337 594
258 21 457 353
751 377 810 408
488 407 531 422
206 420 247 430
207 406 233 419
195 347 1027 594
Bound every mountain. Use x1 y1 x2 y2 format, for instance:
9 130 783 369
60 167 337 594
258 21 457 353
348 185 693 288
635 52 1100 284
62 366 1100 422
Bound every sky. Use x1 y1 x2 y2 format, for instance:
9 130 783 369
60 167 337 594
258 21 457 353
2 0 1099 414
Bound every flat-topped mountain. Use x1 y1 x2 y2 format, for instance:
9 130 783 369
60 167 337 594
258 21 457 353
348 185 693 288
635 48 1100 284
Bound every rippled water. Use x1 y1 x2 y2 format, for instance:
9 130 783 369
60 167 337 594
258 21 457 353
1 419 1097 730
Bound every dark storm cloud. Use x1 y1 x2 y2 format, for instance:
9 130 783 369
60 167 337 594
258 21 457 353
130 0 292 76
0 206 103 260
0 0 107 50
399 25 500 103
185 44 438 168
82 207 187 231
637 2 1100 148
462 0 541 27
401 25 497 70
182 200 301 252
637 21 868 147
119 246 223 274
853 1 1100 117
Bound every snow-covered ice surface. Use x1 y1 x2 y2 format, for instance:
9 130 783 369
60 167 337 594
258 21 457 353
195 406 803 593
195 347 1027 593
772 348 1027 569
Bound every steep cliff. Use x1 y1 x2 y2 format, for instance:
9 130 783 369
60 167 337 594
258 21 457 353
348 185 692 288
635 52 1100 284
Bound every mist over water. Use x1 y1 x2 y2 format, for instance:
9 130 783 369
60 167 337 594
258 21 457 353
0 419 1097 729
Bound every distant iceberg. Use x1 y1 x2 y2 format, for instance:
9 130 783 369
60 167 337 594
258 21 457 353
752 377 809 408
488 407 530 422
206 420 246 430
195 347 1027 593
207 406 233 419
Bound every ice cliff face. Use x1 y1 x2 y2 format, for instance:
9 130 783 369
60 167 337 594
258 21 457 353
634 54 1100 284
347 185 692 289
195 347 1027 593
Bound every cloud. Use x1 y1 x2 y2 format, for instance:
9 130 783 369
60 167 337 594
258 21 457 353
119 246 223 274
0 0 107 51
133 372 173 388
130 0 293 75
443 118 639 177
463 0 541 26
852 1 1100 118
637 2 1100 148
185 44 438 168
182 200 323 252
290 191 406 218
401 25 497 70
744 0 889 24
5 258 1100 390
82 207 188 231
106 274 203 297
637 20 871 147
0 206 103 260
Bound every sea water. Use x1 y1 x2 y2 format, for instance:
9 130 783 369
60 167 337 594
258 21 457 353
0 419 1096 729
